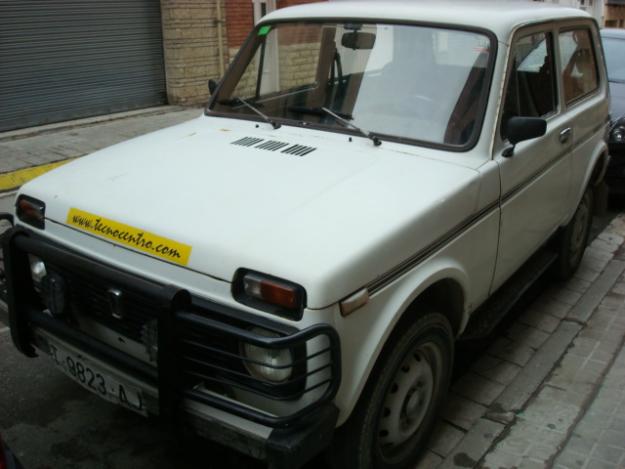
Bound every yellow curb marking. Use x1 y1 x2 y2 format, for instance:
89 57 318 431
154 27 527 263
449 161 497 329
0 159 72 192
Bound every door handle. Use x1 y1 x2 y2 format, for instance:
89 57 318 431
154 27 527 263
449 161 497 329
559 128 572 144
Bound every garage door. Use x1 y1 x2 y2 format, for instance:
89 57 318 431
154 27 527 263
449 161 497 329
0 0 167 132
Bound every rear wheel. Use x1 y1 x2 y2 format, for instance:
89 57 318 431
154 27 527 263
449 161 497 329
331 312 453 469
554 187 594 280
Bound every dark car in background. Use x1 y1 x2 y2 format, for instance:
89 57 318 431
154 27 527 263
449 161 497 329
0 434 23 469
601 28 625 195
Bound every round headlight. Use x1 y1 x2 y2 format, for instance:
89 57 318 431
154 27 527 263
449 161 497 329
242 328 293 383
28 255 47 290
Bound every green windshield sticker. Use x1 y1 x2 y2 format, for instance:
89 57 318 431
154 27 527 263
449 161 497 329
258 25 272 36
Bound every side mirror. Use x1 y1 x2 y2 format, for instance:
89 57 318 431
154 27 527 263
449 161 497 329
208 79 219 96
502 116 547 157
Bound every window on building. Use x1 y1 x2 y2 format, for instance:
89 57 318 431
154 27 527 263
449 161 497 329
501 31 557 138
559 29 599 104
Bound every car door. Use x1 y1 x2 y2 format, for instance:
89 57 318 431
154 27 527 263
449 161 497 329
492 25 573 291
557 23 608 213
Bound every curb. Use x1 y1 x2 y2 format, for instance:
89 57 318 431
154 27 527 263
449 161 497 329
0 105 198 142
0 159 73 193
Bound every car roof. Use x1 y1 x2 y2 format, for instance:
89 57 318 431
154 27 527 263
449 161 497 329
262 1 592 43
601 28 625 39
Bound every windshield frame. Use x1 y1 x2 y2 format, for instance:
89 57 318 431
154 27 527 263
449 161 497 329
205 18 499 153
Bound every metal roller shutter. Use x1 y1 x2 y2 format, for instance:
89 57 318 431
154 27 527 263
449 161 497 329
0 0 167 132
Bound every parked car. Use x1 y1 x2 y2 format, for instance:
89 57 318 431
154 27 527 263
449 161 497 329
1 3 609 469
601 28 625 195
0 434 23 469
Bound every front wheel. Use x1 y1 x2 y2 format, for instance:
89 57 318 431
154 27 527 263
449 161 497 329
331 312 454 469
554 187 594 280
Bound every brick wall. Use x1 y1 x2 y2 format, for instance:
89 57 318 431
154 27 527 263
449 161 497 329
160 0 228 105
161 0 327 105
605 4 625 27
225 0 255 50
224 0 323 50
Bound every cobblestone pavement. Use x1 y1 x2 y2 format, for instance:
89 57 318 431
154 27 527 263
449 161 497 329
416 214 625 469
0 106 202 173
554 345 625 469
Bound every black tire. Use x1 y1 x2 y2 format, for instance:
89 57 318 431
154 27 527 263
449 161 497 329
330 312 454 469
554 187 594 280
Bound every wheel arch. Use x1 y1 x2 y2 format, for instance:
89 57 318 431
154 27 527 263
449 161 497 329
588 148 610 188
399 277 466 338
335 264 471 425
577 144 609 207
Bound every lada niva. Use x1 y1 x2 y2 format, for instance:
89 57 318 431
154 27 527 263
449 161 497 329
1 2 610 468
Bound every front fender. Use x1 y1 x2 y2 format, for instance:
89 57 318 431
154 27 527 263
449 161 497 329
332 258 469 425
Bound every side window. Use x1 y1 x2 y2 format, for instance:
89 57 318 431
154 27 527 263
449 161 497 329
501 32 557 138
558 28 599 104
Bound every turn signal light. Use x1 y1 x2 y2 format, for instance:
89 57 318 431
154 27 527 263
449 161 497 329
233 270 306 319
16 195 45 229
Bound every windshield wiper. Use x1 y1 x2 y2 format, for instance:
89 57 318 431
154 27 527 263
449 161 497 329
321 107 381 146
222 97 281 129
288 105 353 120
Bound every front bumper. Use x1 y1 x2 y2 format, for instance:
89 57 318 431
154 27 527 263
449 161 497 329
2 225 341 468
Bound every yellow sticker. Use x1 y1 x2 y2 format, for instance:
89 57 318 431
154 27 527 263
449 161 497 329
66 208 192 266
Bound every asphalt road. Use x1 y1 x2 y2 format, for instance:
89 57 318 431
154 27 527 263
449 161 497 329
0 192 621 469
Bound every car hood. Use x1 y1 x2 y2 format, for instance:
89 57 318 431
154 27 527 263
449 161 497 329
609 81 625 121
21 116 483 307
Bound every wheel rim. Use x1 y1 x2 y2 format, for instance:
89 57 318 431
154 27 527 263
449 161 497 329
569 193 590 265
378 342 441 458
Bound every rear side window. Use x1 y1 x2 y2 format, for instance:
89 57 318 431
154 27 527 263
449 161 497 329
559 28 599 104
501 32 557 137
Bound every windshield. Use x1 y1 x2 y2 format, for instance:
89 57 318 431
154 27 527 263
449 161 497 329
211 22 494 149
602 37 625 83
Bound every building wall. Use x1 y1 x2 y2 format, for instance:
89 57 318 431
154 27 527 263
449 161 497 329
161 0 326 106
160 0 228 105
606 3 625 27
225 0 255 52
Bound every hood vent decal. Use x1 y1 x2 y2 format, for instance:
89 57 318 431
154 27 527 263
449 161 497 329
256 140 289 151
230 137 317 157
232 137 263 147
281 144 316 156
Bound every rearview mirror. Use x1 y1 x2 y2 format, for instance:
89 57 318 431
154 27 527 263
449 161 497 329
503 116 547 157
341 31 376 50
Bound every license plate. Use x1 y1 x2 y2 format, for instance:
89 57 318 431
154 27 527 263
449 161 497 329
48 341 146 416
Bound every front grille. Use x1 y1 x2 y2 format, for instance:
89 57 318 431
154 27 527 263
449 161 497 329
47 262 159 342
7 229 341 427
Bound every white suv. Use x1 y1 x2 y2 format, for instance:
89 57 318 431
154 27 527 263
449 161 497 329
2 2 609 469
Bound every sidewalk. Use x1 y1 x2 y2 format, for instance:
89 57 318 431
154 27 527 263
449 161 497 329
0 106 202 192
416 215 625 469
555 344 625 468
